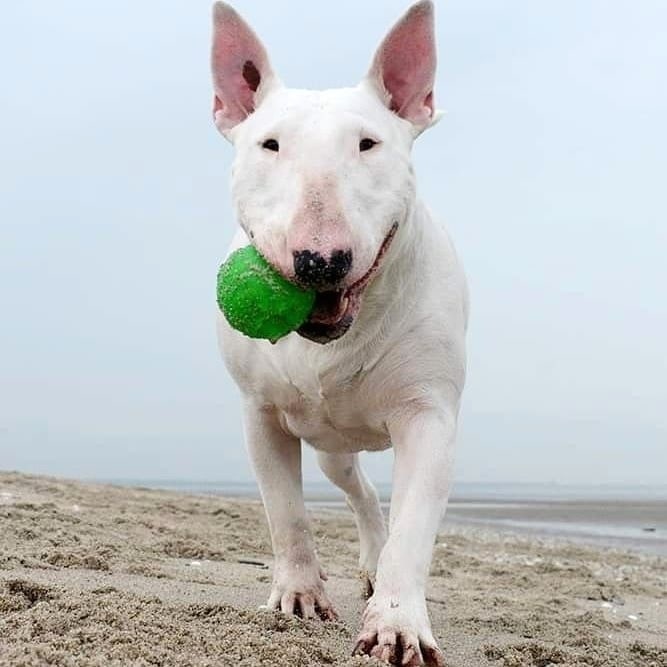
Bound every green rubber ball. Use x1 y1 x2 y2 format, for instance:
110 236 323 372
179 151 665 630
217 245 316 342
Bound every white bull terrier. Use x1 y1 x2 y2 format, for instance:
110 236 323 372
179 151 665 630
211 2 468 664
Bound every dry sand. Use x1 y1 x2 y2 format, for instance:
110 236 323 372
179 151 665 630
0 472 665 666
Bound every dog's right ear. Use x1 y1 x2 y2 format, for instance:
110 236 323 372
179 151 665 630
211 2 280 137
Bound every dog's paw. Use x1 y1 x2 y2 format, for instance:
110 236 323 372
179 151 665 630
265 562 337 621
353 594 444 666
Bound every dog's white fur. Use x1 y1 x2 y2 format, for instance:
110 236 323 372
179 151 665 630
211 3 467 665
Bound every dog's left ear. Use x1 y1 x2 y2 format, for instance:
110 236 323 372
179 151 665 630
365 1 443 135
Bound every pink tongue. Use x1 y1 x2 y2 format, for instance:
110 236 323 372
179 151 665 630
308 291 348 325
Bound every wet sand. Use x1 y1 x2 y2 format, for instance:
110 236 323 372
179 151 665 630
1 472 665 666
443 498 667 556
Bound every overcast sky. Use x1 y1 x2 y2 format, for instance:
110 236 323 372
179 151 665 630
1 1 665 487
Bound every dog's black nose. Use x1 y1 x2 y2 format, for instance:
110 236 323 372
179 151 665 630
293 249 352 288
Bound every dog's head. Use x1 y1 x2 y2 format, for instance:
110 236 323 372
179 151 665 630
211 2 441 343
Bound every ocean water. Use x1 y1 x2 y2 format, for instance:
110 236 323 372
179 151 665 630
105 479 667 556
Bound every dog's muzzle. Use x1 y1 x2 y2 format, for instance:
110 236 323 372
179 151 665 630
297 223 398 344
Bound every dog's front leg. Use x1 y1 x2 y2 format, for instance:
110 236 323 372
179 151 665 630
354 408 456 667
243 400 337 620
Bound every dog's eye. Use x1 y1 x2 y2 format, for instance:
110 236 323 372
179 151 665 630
262 139 279 152
359 138 377 152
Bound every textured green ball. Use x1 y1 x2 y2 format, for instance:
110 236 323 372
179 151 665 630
217 245 315 342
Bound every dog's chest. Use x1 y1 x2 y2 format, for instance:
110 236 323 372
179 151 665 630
271 357 390 453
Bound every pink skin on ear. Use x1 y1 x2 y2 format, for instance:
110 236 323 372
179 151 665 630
211 2 275 132
368 0 437 129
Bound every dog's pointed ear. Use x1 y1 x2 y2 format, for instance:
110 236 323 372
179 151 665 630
211 2 280 136
365 1 440 134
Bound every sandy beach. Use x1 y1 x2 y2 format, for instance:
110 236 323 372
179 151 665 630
1 472 665 666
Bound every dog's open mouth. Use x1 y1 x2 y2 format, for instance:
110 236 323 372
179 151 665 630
297 223 398 344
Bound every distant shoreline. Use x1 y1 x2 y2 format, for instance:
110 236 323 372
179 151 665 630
98 478 667 501
99 478 667 557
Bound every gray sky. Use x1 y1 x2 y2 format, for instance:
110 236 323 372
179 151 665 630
1 1 665 486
